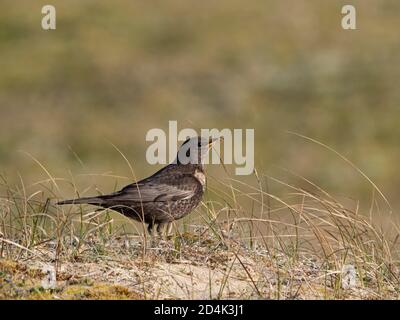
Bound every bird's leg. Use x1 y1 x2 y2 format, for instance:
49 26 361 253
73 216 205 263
157 223 167 239
155 222 174 240
147 222 160 247
147 222 154 235
148 221 159 239
166 222 173 238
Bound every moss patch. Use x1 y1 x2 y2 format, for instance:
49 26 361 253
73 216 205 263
0 259 142 300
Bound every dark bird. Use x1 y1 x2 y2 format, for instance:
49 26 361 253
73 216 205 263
57 136 219 235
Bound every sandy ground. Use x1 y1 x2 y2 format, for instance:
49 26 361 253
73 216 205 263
2 232 395 300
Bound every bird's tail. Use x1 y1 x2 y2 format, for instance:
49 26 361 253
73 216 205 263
57 196 105 206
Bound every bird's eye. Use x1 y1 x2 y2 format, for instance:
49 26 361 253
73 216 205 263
186 149 190 157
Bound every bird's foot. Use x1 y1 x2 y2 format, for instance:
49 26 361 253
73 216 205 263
156 222 174 240
146 222 175 248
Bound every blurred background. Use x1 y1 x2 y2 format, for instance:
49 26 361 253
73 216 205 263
0 0 399 211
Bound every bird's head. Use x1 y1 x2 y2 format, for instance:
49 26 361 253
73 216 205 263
175 136 220 167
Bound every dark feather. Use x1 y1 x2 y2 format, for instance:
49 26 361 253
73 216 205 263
57 136 213 229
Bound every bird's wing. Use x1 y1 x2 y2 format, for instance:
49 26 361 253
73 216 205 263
105 176 200 203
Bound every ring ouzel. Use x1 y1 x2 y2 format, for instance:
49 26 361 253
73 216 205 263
57 136 219 235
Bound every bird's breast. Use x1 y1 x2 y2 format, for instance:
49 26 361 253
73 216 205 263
193 169 206 188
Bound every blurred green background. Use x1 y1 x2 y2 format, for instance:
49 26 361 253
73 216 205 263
0 0 399 209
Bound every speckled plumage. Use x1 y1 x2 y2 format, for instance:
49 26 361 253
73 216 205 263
57 136 216 234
